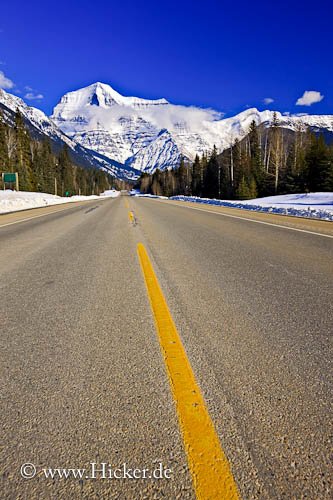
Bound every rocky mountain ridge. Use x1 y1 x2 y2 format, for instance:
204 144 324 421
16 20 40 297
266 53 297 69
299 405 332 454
51 82 333 175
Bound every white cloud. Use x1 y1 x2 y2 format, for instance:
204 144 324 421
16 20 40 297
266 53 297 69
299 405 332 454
296 90 324 106
72 103 223 135
24 85 44 100
263 97 274 104
0 70 14 89
25 92 44 100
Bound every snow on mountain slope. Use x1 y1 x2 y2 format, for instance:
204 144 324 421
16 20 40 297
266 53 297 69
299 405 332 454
0 88 77 149
68 116 159 163
54 82 168 119
51 83 333 175
127 129 182 173
51 82 225 166
0 88 142 180
3 83 333 179
52 82 172 164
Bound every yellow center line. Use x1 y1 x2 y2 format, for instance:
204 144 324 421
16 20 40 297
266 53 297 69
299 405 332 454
128 211 134 223
137 243 240 500
124 198 130 209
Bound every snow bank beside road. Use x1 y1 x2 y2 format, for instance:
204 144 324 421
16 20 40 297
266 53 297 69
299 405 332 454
99 189 121 198
245 192 333 208
130 193 168 200
133 192 333 221
0 189 120 214
169 192 333 221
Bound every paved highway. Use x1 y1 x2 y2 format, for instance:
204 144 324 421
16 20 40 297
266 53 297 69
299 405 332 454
1 196 332 499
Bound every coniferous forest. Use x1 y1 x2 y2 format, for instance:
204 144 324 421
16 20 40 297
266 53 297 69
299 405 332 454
138 114 333 199
0 110 119 195
2 109 332 199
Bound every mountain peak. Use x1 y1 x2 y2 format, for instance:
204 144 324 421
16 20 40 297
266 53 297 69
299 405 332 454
52 82 169 119
48 82 333 176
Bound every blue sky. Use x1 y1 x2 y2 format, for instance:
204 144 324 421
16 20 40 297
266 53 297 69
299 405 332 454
0 0 332 116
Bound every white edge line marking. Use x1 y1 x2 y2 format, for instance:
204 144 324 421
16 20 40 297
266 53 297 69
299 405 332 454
154 199 333 239
0 205 82 228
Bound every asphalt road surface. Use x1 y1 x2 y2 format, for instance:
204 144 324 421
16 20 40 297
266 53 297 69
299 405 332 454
1 196 332 499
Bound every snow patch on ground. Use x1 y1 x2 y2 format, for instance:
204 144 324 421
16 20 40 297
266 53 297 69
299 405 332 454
0 189 120 214
99 189 121 198
131 193 168 200
133 192 333 221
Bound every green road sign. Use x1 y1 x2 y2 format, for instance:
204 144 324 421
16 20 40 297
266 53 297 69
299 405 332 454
3 173 17 183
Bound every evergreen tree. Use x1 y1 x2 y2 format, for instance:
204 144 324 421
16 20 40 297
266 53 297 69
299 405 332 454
305 134 333 191
0 111 113 195
203 146 219 198
191 155 202 196
0 110 9 171
139 172 152 194
136 125 333 201
42 139 54 193
33 139 54 193
12 111 33 190
151 168 162 195
236 176 251 199
177 157 188 195
58 145 74 195
165 169 176 197
231 139 241 194
249 177 258 198
248 120 264 190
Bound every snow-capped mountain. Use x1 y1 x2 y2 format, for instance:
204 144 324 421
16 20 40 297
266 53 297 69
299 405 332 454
0 88 77 149
2 84 333 180
0 88 141 180
52 82 175 172
53 82 168 115
51 82 333 175
126 129 183 172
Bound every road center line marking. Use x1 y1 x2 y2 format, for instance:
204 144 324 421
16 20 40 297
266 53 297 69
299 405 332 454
137 243 240 500
156 200 333 239
128 211 135 223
